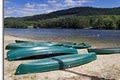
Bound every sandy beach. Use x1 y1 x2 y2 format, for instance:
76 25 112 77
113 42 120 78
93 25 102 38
4 35 120 80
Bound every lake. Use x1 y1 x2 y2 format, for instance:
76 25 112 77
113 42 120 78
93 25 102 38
4 28 120 43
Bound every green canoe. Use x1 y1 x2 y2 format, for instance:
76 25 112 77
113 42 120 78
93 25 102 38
63 43 91 49
15 40 76 45
88 47 120 54
15 40 77 46
5 42 57 50
6 42 91 50
15 52 96 75
15 40 51 43
7 46 78 61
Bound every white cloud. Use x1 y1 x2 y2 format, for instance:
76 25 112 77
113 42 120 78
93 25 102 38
24 3 35 8
4 2 51 17
63 0 94 8
36 4 49 8
48 0 57 3
4 0 94 17
64 0 74 3
54 3 63 7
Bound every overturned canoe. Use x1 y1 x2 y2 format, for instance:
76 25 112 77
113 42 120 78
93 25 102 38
5 42 56 50
7 46 78 61
6 42 91 50
6 41 72 50
15 52 96 75
15 40 77 46
88 47 120 54
63 43 91 49
15 40 51 43
15 40 75 45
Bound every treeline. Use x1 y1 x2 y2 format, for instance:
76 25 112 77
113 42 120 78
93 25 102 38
4 15 120 29
4 19 37 28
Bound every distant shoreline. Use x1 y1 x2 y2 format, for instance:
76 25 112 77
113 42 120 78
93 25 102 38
4 28 120 30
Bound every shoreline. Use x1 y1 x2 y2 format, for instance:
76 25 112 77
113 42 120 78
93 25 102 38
4 35 120 80
4 34 120 48
4 27 120 30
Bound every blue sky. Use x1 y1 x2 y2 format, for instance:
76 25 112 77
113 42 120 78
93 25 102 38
4 0 120 17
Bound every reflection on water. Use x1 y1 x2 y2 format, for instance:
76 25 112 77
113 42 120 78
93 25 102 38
4 28 120 43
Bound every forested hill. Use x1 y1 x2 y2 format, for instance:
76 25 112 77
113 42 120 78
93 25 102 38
4 7 120 29
5 7 120 21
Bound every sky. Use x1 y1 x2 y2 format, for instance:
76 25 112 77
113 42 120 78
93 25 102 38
4 0 120 17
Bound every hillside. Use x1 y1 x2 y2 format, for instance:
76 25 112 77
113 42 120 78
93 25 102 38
5 7 120 21
4 7 120 29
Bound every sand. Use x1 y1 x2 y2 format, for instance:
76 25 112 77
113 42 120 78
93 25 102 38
4 35 120 80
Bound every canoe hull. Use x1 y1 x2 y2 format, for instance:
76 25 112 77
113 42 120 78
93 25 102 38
88 47 120 54
5 42 55 50
6 40 91 50
7 47 78 61
15 52 96 75
63 44 91 49
15 40 51 43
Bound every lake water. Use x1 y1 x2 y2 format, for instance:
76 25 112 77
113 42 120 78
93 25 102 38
4 28 120 43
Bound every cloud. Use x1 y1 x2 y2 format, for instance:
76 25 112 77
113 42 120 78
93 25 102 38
22 3 51 16
4 2 51 17
24 3 35 8
4 7 15 15
64 0 74 3
4 0 94 17
4 0 10 5
48 0 57 3
53 3 63 7
63 0 94 8
23 3 49 12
